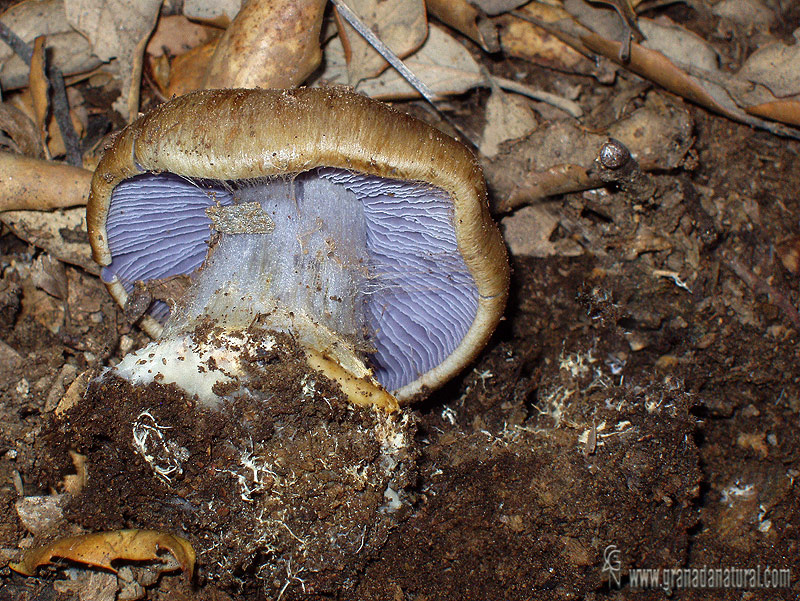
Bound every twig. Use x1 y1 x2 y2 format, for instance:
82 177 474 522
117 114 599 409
330 0 436 105
492 76 583 119
47 66 81 166
0 22 82 166
0 21 32 64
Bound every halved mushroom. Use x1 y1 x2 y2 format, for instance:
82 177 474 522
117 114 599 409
88 87 508 409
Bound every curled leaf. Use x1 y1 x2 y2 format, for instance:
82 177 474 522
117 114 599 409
9 529 196 579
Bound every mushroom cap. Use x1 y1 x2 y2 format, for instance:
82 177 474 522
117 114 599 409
87 87 509 402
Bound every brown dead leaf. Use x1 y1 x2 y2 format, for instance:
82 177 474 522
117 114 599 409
15 495 64 536
11 88 87 160
489 92 692 210
65 0 162 120
745 100 800 128
426 0 499 52
29 36 50 158
499 5 593 75
479 87 538 158
146 16 223 97
606 92 693 171
321 24 480 98
63 449 88 495
56 371 90 417
31 253 68 300
1 207 97 274
579 28 800 138
558 3 800 136
183 0 241 23
147 15 221 58
203 0 327 90
166 39 220 97
319 21 582 116
502 205 584 257
737 30 800 100
54 570 117 601
0 102 43 157
471 0 530 15
10 529 196 579
712 0 777 31
0 0 101 90
335 0 427 84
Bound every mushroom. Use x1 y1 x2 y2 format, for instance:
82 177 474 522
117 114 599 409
88 87 508 410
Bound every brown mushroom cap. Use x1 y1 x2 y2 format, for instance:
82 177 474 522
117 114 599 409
87 87 509 402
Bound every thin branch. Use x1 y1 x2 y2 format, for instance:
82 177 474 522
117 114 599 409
330 0 437 105
0 23 82 166
0 21 32 64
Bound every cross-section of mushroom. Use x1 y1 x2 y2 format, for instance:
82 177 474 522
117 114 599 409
88 87 509 409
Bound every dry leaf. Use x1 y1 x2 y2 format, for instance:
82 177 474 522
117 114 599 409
183 0 242 23
10 529 196 579
55 370 90 418
322 24 481 98
712 0 777 30
203 0 327 89
146 15 221 58
54 570 117 601
320 23 581 117
489 92 692 210
65 0 162 120
426 0 499 52
31 253 68 300
0 102 43 157
565 0 627 41
479 87 538 158
579 27 800 137
502 205 584 257
0 0 101 90
10 88 87 159
29 36 50 158
146 15 223 96
471 0 530 15
1 207 97 274
558 1 800 135
63 449 89 495
335 0 427 84
606 92 693 170
166 39 220 97
738 30 800 99
15 496 64 536
745 100 800 128
499 4 593 74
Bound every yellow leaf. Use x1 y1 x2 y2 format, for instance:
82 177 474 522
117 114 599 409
10 529 195 579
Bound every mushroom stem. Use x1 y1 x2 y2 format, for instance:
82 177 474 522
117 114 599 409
114 174 399 412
